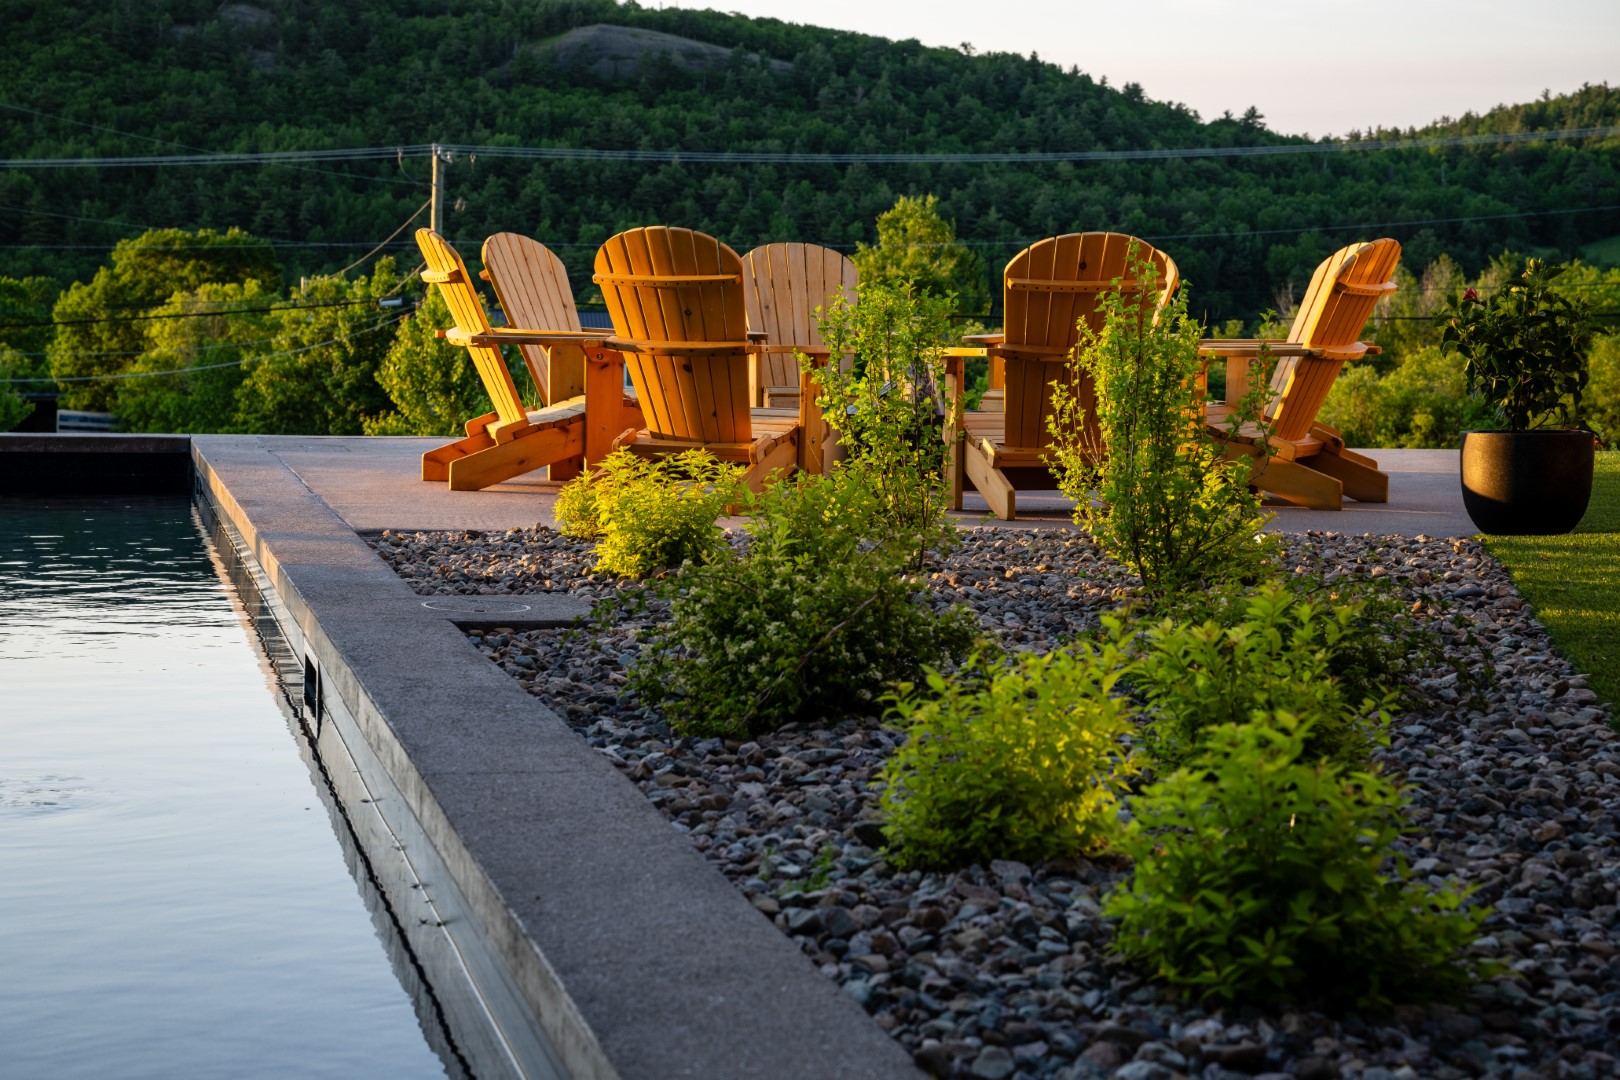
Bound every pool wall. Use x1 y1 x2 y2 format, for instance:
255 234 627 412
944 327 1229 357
0 434 919 1080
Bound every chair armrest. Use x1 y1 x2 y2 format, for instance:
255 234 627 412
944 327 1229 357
605 336 764 355
960 332 1004 346
1197 339 1311 358
445 327 609 349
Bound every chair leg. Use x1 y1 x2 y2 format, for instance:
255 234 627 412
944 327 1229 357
1240 451 1344 510
1308 449 1388 503
422 427 496 482
964 439 1016 520
446 424 584 491
740 432 800 494
584 349 630 466
547 456 584 483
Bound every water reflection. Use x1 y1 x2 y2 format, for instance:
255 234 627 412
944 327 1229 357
0 497 451 1080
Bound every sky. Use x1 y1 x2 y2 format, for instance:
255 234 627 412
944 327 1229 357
648 0 1619 138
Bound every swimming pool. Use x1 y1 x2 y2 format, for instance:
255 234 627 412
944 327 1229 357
0 497 456 1079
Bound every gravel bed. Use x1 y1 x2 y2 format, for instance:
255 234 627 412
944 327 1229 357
373 526 1620 1080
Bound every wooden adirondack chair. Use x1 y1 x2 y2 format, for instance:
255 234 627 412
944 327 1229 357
740 243 858 408
593 227 823 490
1201 238 1400 510
480 231 643 482
415 228 624 491
944 232 1180 520
479 231 586 406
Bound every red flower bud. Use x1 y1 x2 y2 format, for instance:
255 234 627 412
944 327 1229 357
1463 287 1478 300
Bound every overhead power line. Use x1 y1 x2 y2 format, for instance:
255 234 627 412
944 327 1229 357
2 311 414 384
3 125 1617 169
0 101 420 186
0 295 394 331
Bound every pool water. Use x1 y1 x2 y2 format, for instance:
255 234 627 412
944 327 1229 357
0 497 452 1079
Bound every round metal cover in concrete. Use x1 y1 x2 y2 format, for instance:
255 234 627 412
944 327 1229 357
421 598 533 613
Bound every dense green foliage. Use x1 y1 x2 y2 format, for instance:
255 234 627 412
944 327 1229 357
851 195 985 303
2 2 1616 435
1440 259 1598 431
879 646 1137 870
365 289 492 436
555 448 742 577
1105 715 1491 1008
1050 255 1276 593
1118 585 1395 771
807 279 957 563
1319 255 1620 447
4 0 1617 316
45 228 280 411
628 469 979 736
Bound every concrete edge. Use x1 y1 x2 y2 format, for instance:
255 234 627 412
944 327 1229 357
186 436 922 1080
189 438 617 1080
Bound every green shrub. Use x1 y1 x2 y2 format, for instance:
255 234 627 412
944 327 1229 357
878 645 1138 870
1144 573 1459 717
554 448 742 578
628 469 979 735
1586 332 1620 442
808 280 958 566
1048 251 1277 595
1105 714 1492 1008
1117 583 1396 771
1316 346 1498 449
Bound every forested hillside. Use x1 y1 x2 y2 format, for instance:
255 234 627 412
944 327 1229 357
4 0 1618 310
2 0 1618 438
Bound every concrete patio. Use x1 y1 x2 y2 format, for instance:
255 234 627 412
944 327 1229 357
225 435 1478 539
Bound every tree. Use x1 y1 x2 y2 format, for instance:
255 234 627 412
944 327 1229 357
0 276 58 384
47 229 281 411
0 349 35 431
112 281 273 434
364 289 493 436
232 259 404 435
853 194 986 312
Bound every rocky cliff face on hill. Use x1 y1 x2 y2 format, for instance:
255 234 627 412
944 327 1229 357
542 23 793 80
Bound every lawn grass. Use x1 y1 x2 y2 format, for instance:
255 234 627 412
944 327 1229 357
1482 451 1620 714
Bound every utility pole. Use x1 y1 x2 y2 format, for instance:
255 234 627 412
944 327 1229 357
429 143 444 235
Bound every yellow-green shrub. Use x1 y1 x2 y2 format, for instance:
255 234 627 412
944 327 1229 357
879 645 1138 870
554 449 742 578
628 469 978 735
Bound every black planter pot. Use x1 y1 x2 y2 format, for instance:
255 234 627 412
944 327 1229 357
1460 429 1595 535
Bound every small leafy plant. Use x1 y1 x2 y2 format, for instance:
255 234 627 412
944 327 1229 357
628 469 978 736
879 644 1138 871
1440 258 1598 432
1047 251 1278 595
1115 583 1396 771
1148 570 1474 713
554 448 742 578
1105 714 1492 1008
807 281 958 567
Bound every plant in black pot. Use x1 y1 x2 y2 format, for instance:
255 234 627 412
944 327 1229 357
1441 258 1599 535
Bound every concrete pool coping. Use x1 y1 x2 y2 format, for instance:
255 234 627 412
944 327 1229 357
0 432 1482 1079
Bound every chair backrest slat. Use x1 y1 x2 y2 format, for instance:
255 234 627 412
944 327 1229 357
1269 238 1401 440
742 242 859 393
480 232 583 405
596 227 752 444
1001 232 1179 450
414 228 527 427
